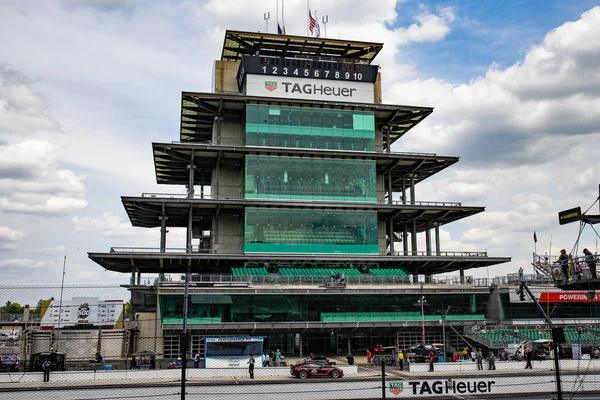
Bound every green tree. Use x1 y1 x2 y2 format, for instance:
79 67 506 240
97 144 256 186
0 301 24 314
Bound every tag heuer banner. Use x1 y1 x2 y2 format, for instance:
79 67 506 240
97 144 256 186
390 382 404 395
246 74 375 103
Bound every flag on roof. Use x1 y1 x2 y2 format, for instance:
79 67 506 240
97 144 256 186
309 10 316 34
278 23 283 35
533 231 537 243
315 13 321 37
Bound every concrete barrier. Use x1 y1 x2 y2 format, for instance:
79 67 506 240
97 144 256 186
0 365 358 383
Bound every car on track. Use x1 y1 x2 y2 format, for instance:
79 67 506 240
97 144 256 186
290 362 344 379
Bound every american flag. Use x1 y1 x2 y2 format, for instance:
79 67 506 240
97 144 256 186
309 10 316 34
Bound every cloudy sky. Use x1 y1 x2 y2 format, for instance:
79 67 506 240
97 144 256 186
1 0 599 290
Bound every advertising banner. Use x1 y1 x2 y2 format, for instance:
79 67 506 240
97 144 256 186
245 74 374 103
40 298 124 328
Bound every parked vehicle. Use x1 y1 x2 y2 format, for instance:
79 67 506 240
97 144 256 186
0 332 19 342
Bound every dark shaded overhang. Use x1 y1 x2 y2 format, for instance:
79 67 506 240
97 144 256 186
89 251 510 275
122 195 483 230
221 30 383 64
153 142 456 188
180 92 433 144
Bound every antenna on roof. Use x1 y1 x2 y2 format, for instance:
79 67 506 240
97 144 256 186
264 12 271 33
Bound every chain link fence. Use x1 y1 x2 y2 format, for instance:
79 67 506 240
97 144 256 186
2 285 600 399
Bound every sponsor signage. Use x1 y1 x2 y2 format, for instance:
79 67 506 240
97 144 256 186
402 380 496 396
539 292 600 303
245 74 375 103
237 56 379 90
389 382 404 394
558 206 581 225
40 298 123 328
205 336 264 343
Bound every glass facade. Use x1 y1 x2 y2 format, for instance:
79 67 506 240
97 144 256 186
245 155 376 202
159 293 486 324
244 208 378 254
245 104 375 151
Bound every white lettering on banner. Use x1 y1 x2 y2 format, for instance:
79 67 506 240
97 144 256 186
406 380 495 395
245 74 374 104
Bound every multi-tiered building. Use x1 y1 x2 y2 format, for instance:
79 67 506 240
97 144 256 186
89 31 512 360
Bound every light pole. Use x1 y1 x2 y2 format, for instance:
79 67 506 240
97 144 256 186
419 296 426 344
441 306 451 359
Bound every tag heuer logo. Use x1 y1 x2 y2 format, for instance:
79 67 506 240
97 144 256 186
265 81 277 91
389 382 404 395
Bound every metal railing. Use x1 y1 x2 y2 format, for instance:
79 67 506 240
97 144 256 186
140 192 462 207
110 247 486 258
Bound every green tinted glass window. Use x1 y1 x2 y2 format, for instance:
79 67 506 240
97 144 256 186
245 156 376 202
245 104 375 151
244 208 378 254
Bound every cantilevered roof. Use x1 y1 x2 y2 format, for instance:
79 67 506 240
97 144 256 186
221 30 383 64
181 92 432 144
121 195 483 230
153 142 457 188
88 251 510 275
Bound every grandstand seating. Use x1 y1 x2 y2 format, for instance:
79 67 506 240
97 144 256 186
231 267 268 277
279 267 362 277
263 227 355 244
370 268 409 277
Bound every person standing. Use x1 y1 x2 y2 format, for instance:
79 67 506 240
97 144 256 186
584 248 597 278
525 347 534 369
391 349 397 367
42 359 51 382
398 350 404 371
476 348 483 370
193 353 200 369
95 352 103 364
558 249 569 281
130 356 137 370
346 353 354 365
462 347 468 361
262 352 269 367
518 267 524 281
247 355 255 379
366 349 373 365
275 349 281 366
487 350 496 370
428 351 435 372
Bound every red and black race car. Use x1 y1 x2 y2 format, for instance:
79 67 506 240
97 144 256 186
290 362 344 379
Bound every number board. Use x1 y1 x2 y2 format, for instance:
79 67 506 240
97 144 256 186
237 56 378 90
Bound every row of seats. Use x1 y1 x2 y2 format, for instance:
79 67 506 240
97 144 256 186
263 230 356 244
230 267 410 278
280 268 362 277
370 269 410 277
232 267 268 277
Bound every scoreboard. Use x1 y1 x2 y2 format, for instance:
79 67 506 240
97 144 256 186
237 56 379 90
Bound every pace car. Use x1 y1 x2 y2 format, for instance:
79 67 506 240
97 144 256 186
290 362 344 379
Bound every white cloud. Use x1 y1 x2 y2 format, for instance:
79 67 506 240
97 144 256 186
0 141 88 215
395 7 455 46
72 212 145 237
0 226 25 250
0 66 62 140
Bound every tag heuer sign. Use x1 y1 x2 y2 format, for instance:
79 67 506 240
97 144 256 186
264 81 277 91
389 382 404 395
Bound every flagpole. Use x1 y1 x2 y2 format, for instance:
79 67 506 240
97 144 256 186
282 0 285 33
307 0 309 36
276 0 279 27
